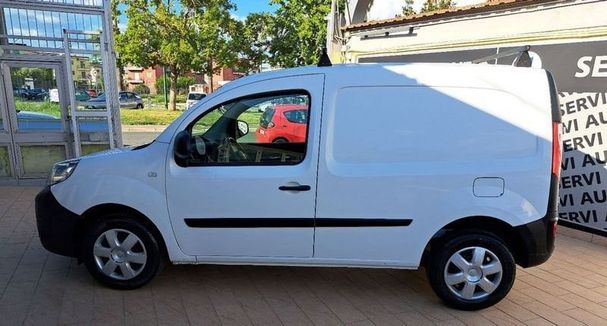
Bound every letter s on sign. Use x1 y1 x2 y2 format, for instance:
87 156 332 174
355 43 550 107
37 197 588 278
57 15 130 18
575 56 593 78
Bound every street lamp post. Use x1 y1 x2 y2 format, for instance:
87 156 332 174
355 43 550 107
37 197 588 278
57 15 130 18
162 66 168 110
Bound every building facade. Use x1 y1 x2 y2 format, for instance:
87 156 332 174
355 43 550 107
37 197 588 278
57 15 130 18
332 0 607 235
0 0 120 185
123 65 242 94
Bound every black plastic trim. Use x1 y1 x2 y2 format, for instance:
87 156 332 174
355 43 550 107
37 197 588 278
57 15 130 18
35 186 81 258
184 218 413 228
546 70 562 123
513 174 558 268
278 185 311 191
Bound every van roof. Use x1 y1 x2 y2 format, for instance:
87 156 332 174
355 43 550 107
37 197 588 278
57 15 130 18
216 62 545 96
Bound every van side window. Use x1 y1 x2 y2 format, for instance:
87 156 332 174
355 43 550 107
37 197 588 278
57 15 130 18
188 92 310 165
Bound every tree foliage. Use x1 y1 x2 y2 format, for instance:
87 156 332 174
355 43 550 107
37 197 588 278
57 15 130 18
233 13 273 75
402 0 415 16
155 76 196 94
420 0 455 13
116 0 237 109
268 0 332 68
189 0 239 92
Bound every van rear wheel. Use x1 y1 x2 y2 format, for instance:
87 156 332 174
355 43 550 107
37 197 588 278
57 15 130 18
82 216 162 289
427 232 515 310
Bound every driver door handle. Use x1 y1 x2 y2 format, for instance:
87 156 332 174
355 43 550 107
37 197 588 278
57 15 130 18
279 185 311 192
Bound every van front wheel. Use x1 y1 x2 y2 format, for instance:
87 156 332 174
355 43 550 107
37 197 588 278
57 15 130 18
427 232 515 310
82 217 162 289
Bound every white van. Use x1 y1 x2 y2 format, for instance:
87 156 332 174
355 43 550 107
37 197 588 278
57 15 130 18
35 63 561 310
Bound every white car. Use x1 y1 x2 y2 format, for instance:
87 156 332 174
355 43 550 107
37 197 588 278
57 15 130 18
186 91 206 110
36 63 561 310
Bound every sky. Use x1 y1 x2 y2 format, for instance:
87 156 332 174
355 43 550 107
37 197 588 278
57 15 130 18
231 0 276 19
117 0 486 30
368 0 485 20
118 0 275 30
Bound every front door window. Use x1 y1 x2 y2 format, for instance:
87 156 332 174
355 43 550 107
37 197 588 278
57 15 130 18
188 92 310 165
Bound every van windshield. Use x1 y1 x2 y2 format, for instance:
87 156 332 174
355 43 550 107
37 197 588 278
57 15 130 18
188 93 206 101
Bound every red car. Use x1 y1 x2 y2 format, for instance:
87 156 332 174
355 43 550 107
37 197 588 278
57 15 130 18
256 104 308 143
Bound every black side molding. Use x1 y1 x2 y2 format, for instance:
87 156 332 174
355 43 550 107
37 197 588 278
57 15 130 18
184 218 412 228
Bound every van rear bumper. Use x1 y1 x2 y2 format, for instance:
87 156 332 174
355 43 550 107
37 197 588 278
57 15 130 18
35 186 81 258
513 173 558 268
513 213 556 268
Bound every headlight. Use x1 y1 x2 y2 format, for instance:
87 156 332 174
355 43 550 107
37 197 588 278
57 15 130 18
49 159 80 184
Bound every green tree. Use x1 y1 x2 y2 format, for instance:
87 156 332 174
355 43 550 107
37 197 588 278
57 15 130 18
268 0 332 68
111 0 126 91
177 76 196 93
190 0 239 92
421 0 455 13
116 0 203 110
234 12 273 74
133 84 151 95
402 0 415 16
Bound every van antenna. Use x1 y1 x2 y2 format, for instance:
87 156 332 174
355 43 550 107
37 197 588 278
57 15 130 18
318 47 332 67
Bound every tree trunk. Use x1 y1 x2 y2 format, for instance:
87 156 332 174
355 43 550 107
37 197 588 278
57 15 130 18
116 57 125 91
168 72 178 111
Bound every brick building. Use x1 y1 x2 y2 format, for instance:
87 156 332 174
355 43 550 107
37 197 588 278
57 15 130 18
123 65 243 94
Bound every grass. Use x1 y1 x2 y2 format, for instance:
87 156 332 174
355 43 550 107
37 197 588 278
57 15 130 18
15 100 61 118
14 99 264 127
120 108 185 125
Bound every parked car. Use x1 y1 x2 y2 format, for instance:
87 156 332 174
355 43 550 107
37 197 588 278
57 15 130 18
186 91 206 110
35 63 561 311
49 89 91 103
255 104 308 143
86 89 99 98
15 87 48 101
16 110 105 132
85 91 143 109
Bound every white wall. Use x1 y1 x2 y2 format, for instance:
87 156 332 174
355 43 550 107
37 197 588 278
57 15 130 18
346 0 607 61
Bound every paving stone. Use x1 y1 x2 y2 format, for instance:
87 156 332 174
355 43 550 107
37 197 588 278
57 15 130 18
1 186 607 326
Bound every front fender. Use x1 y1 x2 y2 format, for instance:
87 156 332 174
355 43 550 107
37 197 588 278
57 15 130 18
51 142 194 262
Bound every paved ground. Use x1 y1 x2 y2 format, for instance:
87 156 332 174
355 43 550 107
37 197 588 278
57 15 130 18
2 187 607 325
122 131 162 146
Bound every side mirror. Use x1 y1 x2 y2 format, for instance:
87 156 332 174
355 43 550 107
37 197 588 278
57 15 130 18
237 120 249 138
174 130 191 166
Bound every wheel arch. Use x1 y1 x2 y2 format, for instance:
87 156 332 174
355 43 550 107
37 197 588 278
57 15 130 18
78 203 169 261
420 215 526 267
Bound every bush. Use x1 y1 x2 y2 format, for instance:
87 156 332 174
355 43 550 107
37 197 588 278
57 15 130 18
155 76 197 95
133 84 150 95
155 76 168 95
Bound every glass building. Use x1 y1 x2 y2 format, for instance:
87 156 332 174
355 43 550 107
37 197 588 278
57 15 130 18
0 0 120 184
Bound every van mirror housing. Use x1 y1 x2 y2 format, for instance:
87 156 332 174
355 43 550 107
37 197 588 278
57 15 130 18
237 120 249 138
174 130 191 167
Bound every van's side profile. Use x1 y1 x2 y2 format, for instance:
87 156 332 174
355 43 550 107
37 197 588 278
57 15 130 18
35 63 561 310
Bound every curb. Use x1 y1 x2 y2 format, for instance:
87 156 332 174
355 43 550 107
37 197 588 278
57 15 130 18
121 125 168 132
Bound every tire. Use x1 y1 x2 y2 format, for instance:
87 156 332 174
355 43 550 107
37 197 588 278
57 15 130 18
272 138 288 143
82 215 163 289
426 232 515 310
136 103 143 109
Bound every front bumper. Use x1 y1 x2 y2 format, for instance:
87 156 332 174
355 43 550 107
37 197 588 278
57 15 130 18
35 186 81 258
